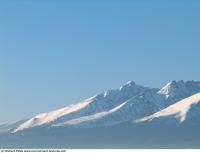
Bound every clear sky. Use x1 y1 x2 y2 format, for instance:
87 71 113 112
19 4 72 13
1 0 200 123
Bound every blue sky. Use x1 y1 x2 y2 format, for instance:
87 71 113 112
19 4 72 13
1 0 200 123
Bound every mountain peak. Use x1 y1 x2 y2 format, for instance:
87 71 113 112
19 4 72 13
119 81 136 90
135 92 200 124
126 80 136 85
166 80 185 86
6 80 200 134
158 80 187 96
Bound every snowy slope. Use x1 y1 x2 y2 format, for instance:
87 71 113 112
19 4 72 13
135 92 200 123
54 88 161 128
10 80 200 133
13 81 148 132
158 80 200 106
0 120 27 133
13 96 95 132
54 102 127 126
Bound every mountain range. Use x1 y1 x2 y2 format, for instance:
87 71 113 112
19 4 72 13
1 80 200 148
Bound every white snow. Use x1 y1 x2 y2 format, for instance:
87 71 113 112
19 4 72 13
157 80 190 99
11 80 200 133
54 102 127 126
119 81 135 90
13 80 147 132
158 81 174 95
13 96 95 132
135 92 200 123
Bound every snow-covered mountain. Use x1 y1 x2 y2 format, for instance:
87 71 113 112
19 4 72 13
2 80 200 149
13 81 149 132
2 80 200 133
135 92 200 124
158 80 200 106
